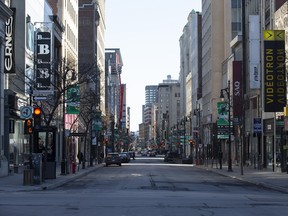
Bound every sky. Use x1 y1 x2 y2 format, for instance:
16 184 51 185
105 0 202 132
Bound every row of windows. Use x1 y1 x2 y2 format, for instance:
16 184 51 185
66 0 77 24
66 23 77 52
65 0 78 52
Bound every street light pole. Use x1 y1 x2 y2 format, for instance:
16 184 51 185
227 82 232 172
220 80 232 172
183 117 186 158
60 67 76 175
61 70 66 175
197 106 201 165
193 105 200 165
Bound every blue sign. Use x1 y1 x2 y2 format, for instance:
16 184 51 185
253 118 262 134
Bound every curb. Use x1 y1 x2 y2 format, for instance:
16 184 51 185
0 164 104 192
43 164 104 190
196 166 288 194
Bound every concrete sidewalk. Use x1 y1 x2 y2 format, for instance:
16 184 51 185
197 164 288 193
0 163 104 192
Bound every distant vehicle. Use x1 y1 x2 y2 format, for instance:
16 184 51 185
119 152 130 163
164 152 179 162
141 150 148 156
105 153 122 166
148 150 156 157
128 151 135 160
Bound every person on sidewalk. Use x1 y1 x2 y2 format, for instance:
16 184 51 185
77 152 83 165
218 151 223 169
100 152 104 163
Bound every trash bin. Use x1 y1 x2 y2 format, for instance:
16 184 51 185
43 161 56 179
23 169 34 186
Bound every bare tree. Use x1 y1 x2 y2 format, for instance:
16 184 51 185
9 58 99 175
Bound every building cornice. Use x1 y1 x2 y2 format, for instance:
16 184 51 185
0 1 13 21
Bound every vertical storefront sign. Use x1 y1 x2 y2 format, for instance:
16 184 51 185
4 8 15 74
35 30 53 96
233 61 242 118
249 15 261 89
263 30 286 112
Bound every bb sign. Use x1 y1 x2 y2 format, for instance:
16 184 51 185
35 31 53 95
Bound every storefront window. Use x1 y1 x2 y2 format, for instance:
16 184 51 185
9 120 30 168
265 136 273 168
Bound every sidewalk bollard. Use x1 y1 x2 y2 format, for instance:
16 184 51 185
72 161 76 174
23 169 34 185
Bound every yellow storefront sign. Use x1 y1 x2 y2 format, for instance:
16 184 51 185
264 30 285 41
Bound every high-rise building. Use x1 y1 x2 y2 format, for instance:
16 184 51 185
145 85 158 107
179 9 202 158
78 0 106 114
156 76 180 151
105 48 123 127
201 0 226 154
143 85 158 138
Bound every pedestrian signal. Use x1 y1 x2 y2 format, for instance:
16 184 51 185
24 119 33 134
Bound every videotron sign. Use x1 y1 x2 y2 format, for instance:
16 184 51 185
263 30 286 112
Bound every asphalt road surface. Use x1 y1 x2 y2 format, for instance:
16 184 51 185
1 156 288 216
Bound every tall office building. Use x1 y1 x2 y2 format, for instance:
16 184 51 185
201 0 226 149
145 85 158 107
143 85 157 128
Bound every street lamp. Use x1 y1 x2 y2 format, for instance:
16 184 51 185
220 80 232 172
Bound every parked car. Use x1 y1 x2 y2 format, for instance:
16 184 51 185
119 152 130 163
105 153 122 166
164 151 180 162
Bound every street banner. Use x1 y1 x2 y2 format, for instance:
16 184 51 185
66 85 80 114
217 102 229 139
217 102 228 125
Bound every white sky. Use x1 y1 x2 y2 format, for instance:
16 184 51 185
105 0 202 131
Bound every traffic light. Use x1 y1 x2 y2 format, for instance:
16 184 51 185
33 107 42 130
24 119 33 134
189 140 195 146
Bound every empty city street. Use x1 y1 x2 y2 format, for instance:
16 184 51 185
1 156 288 216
